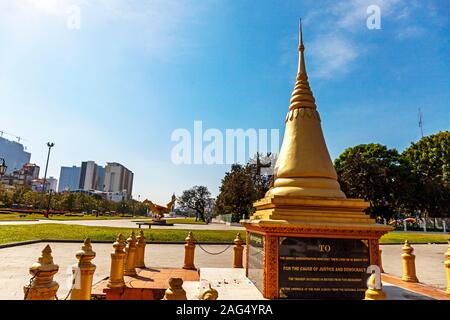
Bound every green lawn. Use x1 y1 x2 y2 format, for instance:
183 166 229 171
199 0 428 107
0 213 138 221
380 231 449 244
0 224 447 246
132 217 208 225
167 217 208 225
0 224 241 245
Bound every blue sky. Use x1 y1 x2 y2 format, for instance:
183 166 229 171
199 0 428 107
1 0 449 203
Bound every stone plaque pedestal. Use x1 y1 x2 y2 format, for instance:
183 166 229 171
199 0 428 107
242 195 392 300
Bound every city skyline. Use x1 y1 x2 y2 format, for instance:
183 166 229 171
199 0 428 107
1 0 449 203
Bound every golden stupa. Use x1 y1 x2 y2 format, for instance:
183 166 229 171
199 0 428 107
242 20 391 299
267 20 345 199
245 21 391 227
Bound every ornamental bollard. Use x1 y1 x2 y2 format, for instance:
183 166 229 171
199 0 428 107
183 232 196 270
200 283 219 300
401 240 419 283
364 272 386 300
23 245 59 300
70 238 96 300
107 234 126 288
233 233 244 268
445 240 450 295
124 231 138 276
135 230 146 268
163 278 187 300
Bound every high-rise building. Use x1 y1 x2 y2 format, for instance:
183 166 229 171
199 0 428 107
0 163 40 186
47 177 58 192
59 162 105 192
31 177 58 192
79 161 97 190
23 163 40 180
104 162 134 199
32 176 58 192
58 166 81 192
95 165 105 191
78 161 105 191
0 136 31 174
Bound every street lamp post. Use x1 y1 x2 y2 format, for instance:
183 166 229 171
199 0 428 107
0 158 7 188
46 189 54 217
0 158 7 177
41 142 55 216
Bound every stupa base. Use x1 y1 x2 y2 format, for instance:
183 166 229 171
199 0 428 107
241 195 392 300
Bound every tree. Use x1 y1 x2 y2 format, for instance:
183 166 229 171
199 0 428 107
334 144 416 220
177 186 213 223
248 153 275 199
215 164 257 222
215 154 273 223
62 192 76 211
402 131 450 218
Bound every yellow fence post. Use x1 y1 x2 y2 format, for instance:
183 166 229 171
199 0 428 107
183 231 196 270
233 233 244 268
70 238 96 300
445 239 450 295
401 240 419 283
200 283 219 300
23 245 59 300
135 230 146 268
163 278 187 300
124 231 138 276
107 234 126 288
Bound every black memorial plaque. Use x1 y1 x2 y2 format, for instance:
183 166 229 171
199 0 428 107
278 237 370 300
247 233 264 293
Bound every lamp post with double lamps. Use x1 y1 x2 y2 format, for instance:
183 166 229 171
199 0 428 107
0 158 7 188
0 158 7 177
41 142 55 217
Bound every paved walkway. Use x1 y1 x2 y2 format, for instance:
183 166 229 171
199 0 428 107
0 219 244 231
0 242 240 300
380 244 447 290
0 242 447 300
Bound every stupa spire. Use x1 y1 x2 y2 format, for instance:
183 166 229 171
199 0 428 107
267 20 346 199
289 18 317 110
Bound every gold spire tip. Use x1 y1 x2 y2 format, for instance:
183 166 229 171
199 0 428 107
299 18 304 52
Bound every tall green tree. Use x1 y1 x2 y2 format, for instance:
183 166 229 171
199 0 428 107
215 164 256 222
334 144 416 220
177 186 213 222
215 156 272 223
402 131 450 218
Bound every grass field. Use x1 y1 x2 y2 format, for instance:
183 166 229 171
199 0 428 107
0 213 137 221
167 217 207 225
0 224 447 245
133 217 207 225
0 224 241 244
379 231 449 244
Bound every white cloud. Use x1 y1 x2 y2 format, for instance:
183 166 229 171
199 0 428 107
330 0 405 30
292 0 429 79
396 26 426 39
308 35 358 79
0 0 217 61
